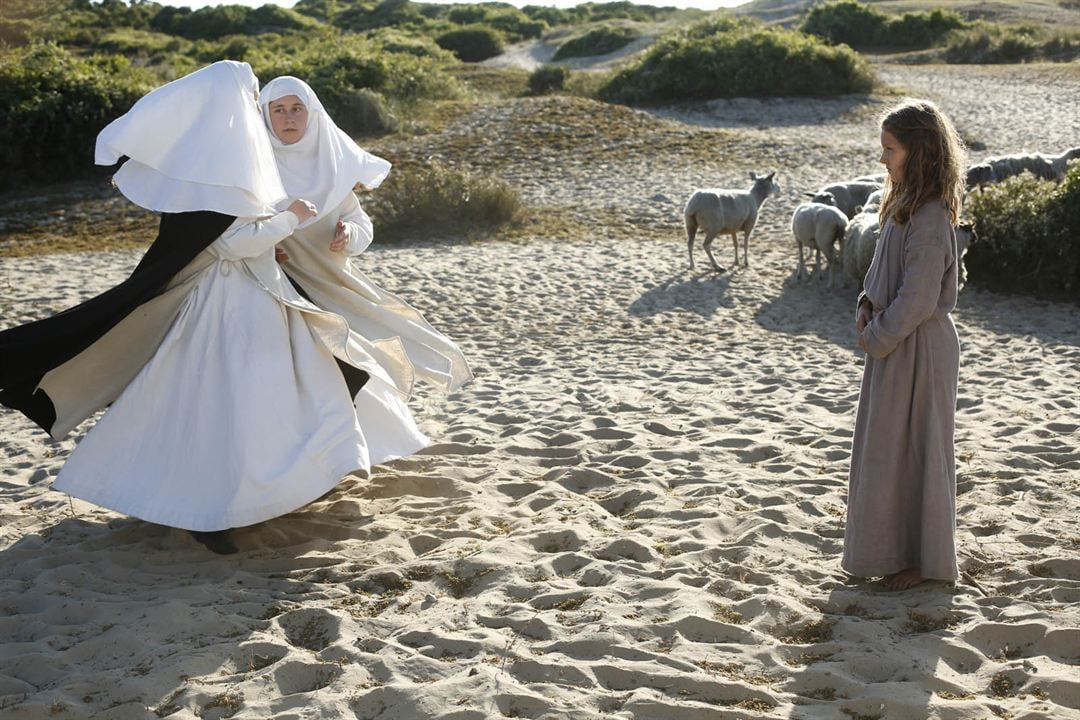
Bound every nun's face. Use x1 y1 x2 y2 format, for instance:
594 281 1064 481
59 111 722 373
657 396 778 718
268 95 308 144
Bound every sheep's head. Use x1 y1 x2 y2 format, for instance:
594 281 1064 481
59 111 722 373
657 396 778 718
956 220 977 250
808 190 837 207
966 163 994 189
749 170 780 198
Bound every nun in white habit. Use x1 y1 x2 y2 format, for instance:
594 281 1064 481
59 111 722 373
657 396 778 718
257 77 472 428
8 61 405 552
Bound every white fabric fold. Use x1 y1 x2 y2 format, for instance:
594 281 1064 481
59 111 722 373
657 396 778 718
96 60 287 217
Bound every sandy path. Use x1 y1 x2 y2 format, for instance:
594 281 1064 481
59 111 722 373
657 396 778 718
1 63 1079 719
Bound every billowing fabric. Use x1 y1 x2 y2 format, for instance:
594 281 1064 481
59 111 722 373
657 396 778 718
0 211 236 436
280 193 473 395
258 76 391 228
53 215 428 532
844 201 960 582
96 60 286 217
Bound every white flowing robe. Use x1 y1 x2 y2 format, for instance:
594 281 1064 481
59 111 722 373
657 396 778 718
53 212 426 531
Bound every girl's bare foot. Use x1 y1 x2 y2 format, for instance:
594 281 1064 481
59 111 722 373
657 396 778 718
883 568 925 591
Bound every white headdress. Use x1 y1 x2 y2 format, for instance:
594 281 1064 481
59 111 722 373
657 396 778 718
258 76 392 228
95 60 287 217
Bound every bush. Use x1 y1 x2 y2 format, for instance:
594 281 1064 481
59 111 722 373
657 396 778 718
322 87 399 136
370 160 523 242
802 0 965 51
527 65 569 95
436 26 504 62
943 22 1080 63
599 15 874 104
553 25 637 60
965 163 1080 299
0 43 153 188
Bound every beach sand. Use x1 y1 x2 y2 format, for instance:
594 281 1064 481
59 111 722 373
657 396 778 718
1 62 1078 719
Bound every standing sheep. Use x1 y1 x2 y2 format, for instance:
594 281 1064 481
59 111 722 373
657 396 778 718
791 202 848 288
806 180 882 220
684 171 780 272
964 148 1079 188
841 211 880 287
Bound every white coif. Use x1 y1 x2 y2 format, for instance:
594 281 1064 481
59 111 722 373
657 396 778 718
259 76 391 228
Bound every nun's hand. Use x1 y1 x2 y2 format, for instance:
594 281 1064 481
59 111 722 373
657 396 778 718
330 218 349 253
274 246 289 263
287 199 317 223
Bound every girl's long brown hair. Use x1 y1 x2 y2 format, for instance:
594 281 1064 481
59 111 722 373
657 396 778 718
879 99 967 226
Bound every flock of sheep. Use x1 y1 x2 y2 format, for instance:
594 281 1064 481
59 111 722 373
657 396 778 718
683 146 1079 292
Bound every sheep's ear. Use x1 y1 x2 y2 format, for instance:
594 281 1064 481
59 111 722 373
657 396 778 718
749 171 757 180
804 192 816 198
766 172 776 180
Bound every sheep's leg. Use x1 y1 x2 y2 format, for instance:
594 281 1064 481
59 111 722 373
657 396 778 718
703 232 725 273
685 215 698 270
730 233 739 268
796 243 806 282
742 230 750 267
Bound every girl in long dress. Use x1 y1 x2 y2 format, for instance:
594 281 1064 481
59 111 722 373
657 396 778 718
255 77 472 449
843 99 968 591
0 61 405 553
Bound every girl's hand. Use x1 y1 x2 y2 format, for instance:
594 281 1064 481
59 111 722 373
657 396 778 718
287 199 317 223
857 331 870 353
274 246 289 263
330 218 348 253
856 303 872 334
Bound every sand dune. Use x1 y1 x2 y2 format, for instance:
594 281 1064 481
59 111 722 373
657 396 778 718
2 63 1079 719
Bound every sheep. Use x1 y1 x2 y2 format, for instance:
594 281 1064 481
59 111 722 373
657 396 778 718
856 188 884 215
842 213 977 290
964 147 1079 188
806 180 882 220
841 211 880 287
955 221 977 290
684 171 780 272
791 202 848 288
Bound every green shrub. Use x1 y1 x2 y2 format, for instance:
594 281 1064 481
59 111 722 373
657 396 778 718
527 65 569 95
943 22 1080 63
0 43 153 188
0 19 37 47
370 160 523 242
599 15 874 104
802 0 964 52
436 26 504 62
324 86 399 135
965 163 1080 299
553 25 637 60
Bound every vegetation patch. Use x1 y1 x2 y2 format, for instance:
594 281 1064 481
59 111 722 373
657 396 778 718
527 65 570 96
553 25 638 60
436 25 504 62
802 0 964 52
368 159 525 243
599 15 874 104
965 163 1080 300
943 22 1080 63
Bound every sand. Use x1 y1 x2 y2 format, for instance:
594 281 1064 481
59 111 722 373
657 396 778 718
1 62 1079 720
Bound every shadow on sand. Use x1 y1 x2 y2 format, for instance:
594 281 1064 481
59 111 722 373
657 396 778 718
628 269 734 318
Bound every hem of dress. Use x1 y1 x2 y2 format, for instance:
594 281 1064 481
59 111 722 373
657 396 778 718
54 455 369 534
841 558 958 582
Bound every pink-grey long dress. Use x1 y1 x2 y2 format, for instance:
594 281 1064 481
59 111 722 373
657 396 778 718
844 200 960 582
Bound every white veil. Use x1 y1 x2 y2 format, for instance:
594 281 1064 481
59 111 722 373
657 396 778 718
95 60 287 218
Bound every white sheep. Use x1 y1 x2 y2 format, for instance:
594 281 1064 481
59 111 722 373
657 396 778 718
684 171 780 272
965 147 1079 188
807 180 882 220
842 213 977 291
791 202 848 288
841 211 880 287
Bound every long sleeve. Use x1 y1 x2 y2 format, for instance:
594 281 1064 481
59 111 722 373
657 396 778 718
861 210 951 359
339 192 374 256
209 211 299 261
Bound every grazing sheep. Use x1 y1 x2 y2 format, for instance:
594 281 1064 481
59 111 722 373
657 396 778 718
807 180 882 220
685 171 780 272
955 221 977 290
841 211 880 286
842 214 977 290
791 202 848 288
964 148 1079 188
